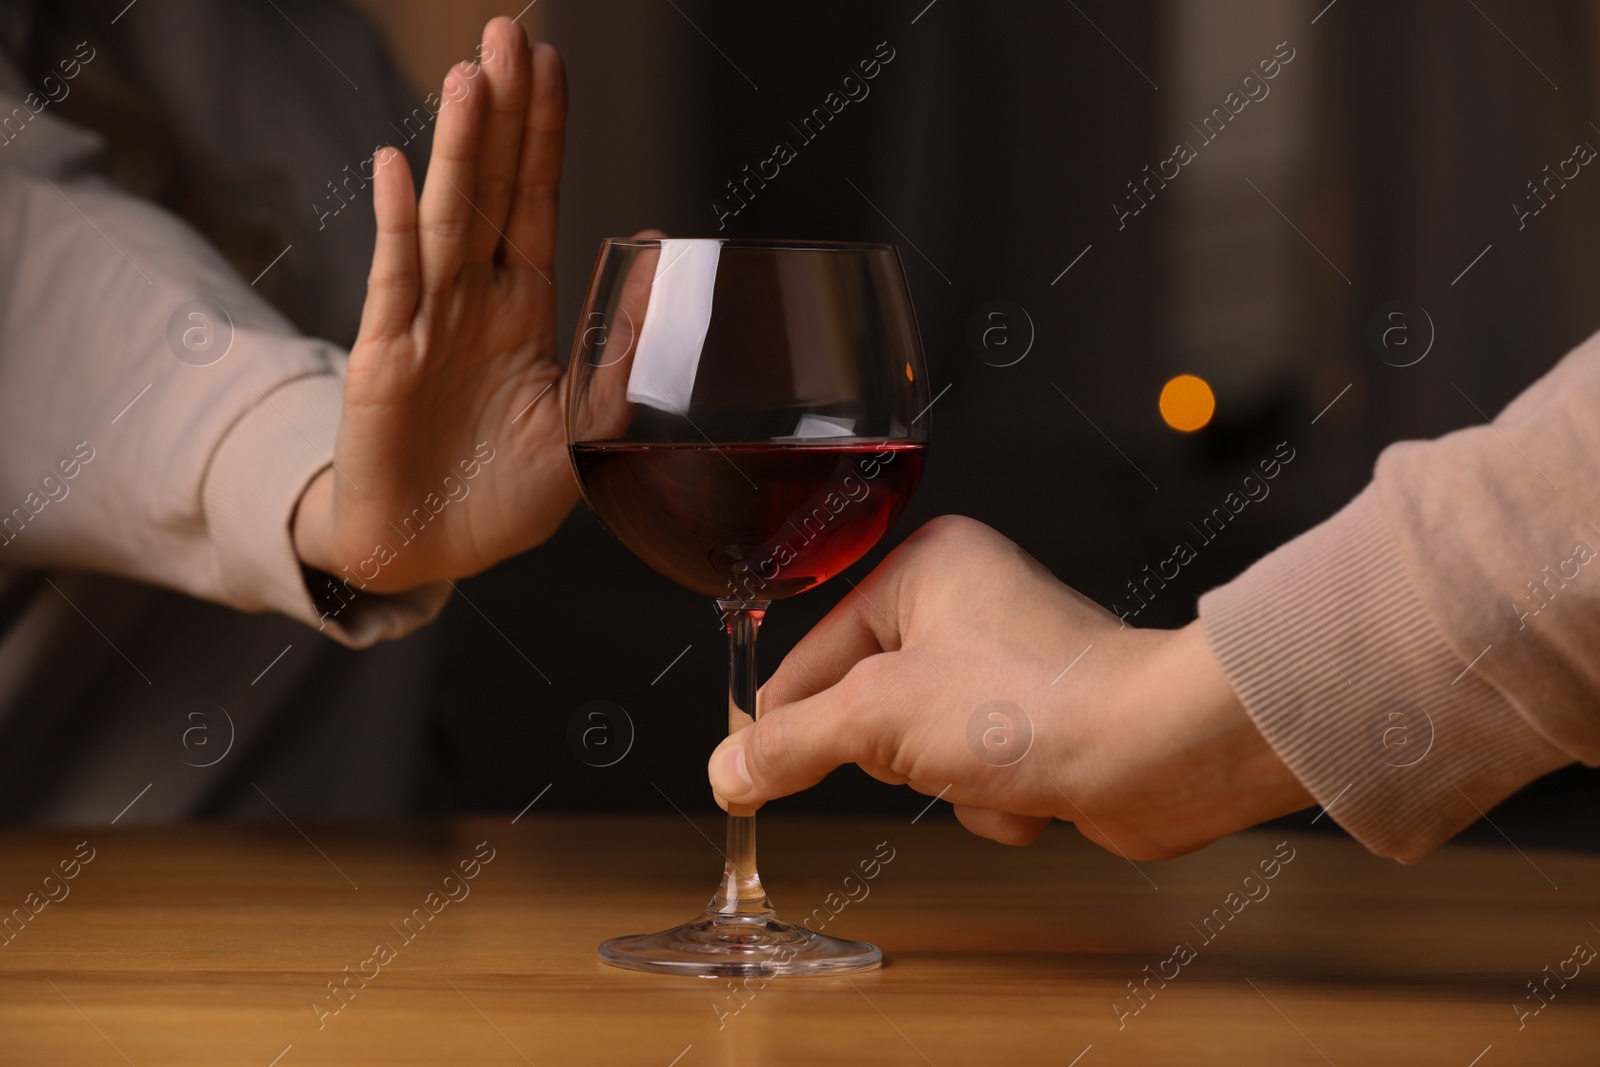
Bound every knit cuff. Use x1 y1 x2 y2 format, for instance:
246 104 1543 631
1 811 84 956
1199 484 1568 862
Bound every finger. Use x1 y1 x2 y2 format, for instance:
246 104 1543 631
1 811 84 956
708 653 910 810
762 517 1023 712
465 18 530 262
415 61 487 293
952 805 1051 847
355 147 419 343
501 42 566 274
760 559 907 712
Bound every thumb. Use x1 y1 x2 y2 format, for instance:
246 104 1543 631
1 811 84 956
707 731 760 816
707 672 889 813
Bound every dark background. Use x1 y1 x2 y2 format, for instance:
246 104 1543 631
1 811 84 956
420 0 1600 850
10 0 1600 849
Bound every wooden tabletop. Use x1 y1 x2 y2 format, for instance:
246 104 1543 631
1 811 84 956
2 812 1597 1065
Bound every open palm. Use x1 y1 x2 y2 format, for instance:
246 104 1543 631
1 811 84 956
295 20 587 593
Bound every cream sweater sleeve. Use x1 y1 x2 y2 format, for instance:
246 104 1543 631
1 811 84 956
0 56 447 648
1200 332 1600 861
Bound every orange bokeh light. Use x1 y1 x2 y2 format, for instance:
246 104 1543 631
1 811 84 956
1159 374 1215 432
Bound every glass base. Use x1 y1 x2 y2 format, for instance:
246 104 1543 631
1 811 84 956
599 905 882 977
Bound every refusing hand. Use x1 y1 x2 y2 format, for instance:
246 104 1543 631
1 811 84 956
291 20 586 594
706 515 1315 859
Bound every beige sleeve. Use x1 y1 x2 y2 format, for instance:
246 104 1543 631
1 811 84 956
1200 331 1600 862
0 64 446 648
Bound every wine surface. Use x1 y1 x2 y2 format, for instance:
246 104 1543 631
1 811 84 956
572 441 925 600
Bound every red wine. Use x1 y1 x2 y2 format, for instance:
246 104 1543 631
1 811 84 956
572 441 925 600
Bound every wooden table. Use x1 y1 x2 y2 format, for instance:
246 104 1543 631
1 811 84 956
2 813 1597 1065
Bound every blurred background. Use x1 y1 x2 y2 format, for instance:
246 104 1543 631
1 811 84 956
5 0 1599 850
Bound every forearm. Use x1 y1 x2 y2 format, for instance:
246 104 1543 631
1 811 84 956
1198 328 1600 860
0 70 445 645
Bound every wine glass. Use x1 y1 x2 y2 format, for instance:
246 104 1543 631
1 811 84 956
566 237 929 977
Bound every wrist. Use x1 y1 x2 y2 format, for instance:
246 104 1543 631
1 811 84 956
1091 620 1314 853
291 467 339 575
1165 619 1315 830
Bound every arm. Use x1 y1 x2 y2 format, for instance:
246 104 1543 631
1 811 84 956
710 333 1600 861
1 19 577 646
1199 337 1600 860
0 42 423 647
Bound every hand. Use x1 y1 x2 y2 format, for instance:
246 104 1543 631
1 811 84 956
706 516 1314 859
292 20 575 593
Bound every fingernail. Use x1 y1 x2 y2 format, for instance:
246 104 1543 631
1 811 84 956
711 743 752 800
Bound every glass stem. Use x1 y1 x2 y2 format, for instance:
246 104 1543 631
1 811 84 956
713 599 772 916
